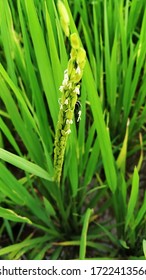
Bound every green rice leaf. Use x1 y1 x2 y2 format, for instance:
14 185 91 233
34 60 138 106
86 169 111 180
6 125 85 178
116 119 129 174
132 192 146 230
0 117 21 155
0 207 32 224
43 197 56 217
0 148 53 181
79 208 93 260
125 167 139 230
0 235 50 257
24 0 58 126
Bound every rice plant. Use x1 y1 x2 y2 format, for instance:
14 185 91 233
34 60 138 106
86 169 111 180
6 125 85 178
0 0 146 259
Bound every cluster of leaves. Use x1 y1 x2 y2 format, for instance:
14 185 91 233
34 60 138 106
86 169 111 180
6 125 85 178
0 0 146 259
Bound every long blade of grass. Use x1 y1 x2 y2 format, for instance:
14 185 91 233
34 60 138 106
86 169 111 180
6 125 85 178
80 123 96 175
24 0 59 127
85 67 117 192
0 117 21 155
125 167 139 230
0 73 45 167
83 136 100 186
17 0 53 154
79 208 93 260
132 192 146 230
0 207 32 224
3 220 14 243
116 119 129 174
0 163 51 225
45 2 62 91
0 235 50 257
0 0 17 84
0 148 53 181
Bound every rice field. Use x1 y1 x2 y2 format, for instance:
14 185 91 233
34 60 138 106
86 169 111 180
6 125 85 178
0 0 146 260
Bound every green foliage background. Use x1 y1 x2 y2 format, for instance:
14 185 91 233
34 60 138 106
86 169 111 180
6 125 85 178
0 0 146 259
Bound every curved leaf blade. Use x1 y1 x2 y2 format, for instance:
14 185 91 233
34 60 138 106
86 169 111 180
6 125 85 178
0 148 53 181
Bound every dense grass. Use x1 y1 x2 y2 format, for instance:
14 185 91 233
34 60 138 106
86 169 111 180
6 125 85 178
0 0 146 259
